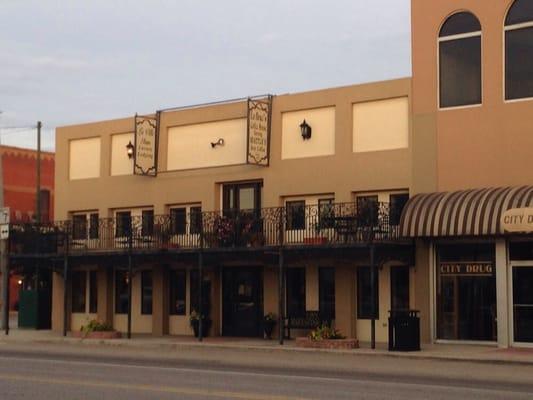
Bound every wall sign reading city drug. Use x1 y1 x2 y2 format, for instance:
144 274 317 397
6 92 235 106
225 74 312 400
501 207 533 233
439 262 494 276
247 97 272 166
134 115 158 176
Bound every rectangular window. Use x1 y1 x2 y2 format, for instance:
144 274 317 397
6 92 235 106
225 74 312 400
89 270 98 314
71 271 87 313
115 270 129 314
286 201 305 230
89 213 99 239
506 27 533 100
357 196 378 227
390 266 410 311
141 270 152 315
116 211 131 238
389 193 409 226
190 270 211 316
190 206 202 234
169 270 186 315
439 36 481 108
72 215 87 240
319 267 335 319
357 267 379 319
286 268 306 317
170 208 187 235
318 198 335 229
141 210 154 237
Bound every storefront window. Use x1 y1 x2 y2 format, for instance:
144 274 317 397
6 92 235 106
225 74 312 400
357 267 379 319
141 270 152 315
169 270 186 315
115 270 129 314
286 268 306 317
71 271 86 313
436 243 496 341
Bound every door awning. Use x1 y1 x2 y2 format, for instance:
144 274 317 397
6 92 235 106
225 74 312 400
400 186 533 238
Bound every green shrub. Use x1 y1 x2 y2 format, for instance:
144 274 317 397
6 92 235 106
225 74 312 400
81 319 114 334
308 324 345 341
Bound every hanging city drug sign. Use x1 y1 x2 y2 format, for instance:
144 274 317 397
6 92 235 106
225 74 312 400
134 115 158 176
501 207 533 233
247 97 272 166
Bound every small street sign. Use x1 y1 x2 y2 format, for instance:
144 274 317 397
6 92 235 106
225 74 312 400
0 224 8 240
0 208 9 225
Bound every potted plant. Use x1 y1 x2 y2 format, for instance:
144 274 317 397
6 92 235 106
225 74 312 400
263 312 277 339
295 324 359 349
303 222 328 245
189 310 211 337
74 318 121 339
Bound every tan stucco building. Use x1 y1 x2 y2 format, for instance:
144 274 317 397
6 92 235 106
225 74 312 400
8 0 533 348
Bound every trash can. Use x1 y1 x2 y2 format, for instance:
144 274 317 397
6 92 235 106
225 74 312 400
388 309 420 351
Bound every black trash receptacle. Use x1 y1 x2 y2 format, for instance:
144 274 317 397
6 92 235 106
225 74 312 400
388 310 420 351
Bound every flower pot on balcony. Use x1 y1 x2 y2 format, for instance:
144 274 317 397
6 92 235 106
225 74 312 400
303 237 328 245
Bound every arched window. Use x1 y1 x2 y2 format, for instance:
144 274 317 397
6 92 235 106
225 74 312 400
505 0 533 100
438 12 482 108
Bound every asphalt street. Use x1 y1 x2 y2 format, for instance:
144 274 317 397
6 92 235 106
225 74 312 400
0 344 532 399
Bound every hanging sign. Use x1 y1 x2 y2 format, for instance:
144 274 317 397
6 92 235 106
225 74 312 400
134 114 158 176
501 207 533 233
247 96 272 166
439 262 494 276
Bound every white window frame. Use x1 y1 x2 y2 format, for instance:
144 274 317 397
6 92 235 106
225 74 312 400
503 18 533 103
168 204 202 247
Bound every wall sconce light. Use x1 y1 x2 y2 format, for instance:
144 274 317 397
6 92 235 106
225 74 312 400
300 120 312 140
211 138 225 148
17 279 22 285
126 141 135 158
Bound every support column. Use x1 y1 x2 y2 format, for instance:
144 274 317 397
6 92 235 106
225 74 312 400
152 265 168 337
414 239 432 344
97 266 113 326
278 249 284 345
495 238 509 348
51 271 66 333
335 265 355 339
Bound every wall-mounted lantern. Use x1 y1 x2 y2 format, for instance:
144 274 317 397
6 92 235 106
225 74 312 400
126 141 135 158
300 120 312 140
211 138 225 148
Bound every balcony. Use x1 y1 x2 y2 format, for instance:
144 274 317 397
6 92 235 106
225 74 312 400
8 202 405 256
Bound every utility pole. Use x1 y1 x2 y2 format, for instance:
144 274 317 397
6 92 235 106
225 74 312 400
35 121 42 224
0 116 8 332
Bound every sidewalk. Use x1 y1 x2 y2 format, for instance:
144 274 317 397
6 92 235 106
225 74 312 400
1 328 533 366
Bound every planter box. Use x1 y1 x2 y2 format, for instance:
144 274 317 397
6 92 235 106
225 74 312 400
303 237 328 245
72 331 122 339
295 337 359 350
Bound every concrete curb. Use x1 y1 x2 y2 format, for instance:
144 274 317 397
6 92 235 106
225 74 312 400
2 336 533 366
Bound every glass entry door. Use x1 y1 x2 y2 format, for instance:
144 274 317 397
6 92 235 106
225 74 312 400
512 266 533 344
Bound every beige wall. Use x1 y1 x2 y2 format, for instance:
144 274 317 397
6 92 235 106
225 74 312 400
55 79 411 219
69 137 101 180
111 133 134 176
412 0 533 192
281 107 335 160
353 97 409 153
167 119 247 171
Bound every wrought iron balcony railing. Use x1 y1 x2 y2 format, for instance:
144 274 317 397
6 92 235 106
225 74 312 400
8 201 403 255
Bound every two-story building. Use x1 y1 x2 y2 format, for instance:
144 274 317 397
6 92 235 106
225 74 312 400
8 0 533 349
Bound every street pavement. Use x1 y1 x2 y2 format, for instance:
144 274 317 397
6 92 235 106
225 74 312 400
0 342 533 399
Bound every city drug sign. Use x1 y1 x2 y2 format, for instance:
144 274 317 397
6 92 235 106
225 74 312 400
501 207 533 233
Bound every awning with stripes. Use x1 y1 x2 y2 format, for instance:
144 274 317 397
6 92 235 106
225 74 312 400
399 186 533 238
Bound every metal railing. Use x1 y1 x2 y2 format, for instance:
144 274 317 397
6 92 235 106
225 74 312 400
8 202 402 255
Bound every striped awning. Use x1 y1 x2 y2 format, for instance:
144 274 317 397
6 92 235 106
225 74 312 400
400 186 533 238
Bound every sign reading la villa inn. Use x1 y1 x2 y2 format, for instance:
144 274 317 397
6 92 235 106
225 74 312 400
247 96 272 166
134 114 158 176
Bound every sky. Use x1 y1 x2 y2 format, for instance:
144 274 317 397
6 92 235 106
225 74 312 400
0 0 411 151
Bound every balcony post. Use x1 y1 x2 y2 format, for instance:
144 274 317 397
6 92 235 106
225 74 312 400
127 226 133 340
370 243 376 350
198 224 204 342
278 248 284 345
62 231 69 337
2 249 9 336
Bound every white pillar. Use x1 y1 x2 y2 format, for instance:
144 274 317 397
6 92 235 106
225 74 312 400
495 239 509 348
